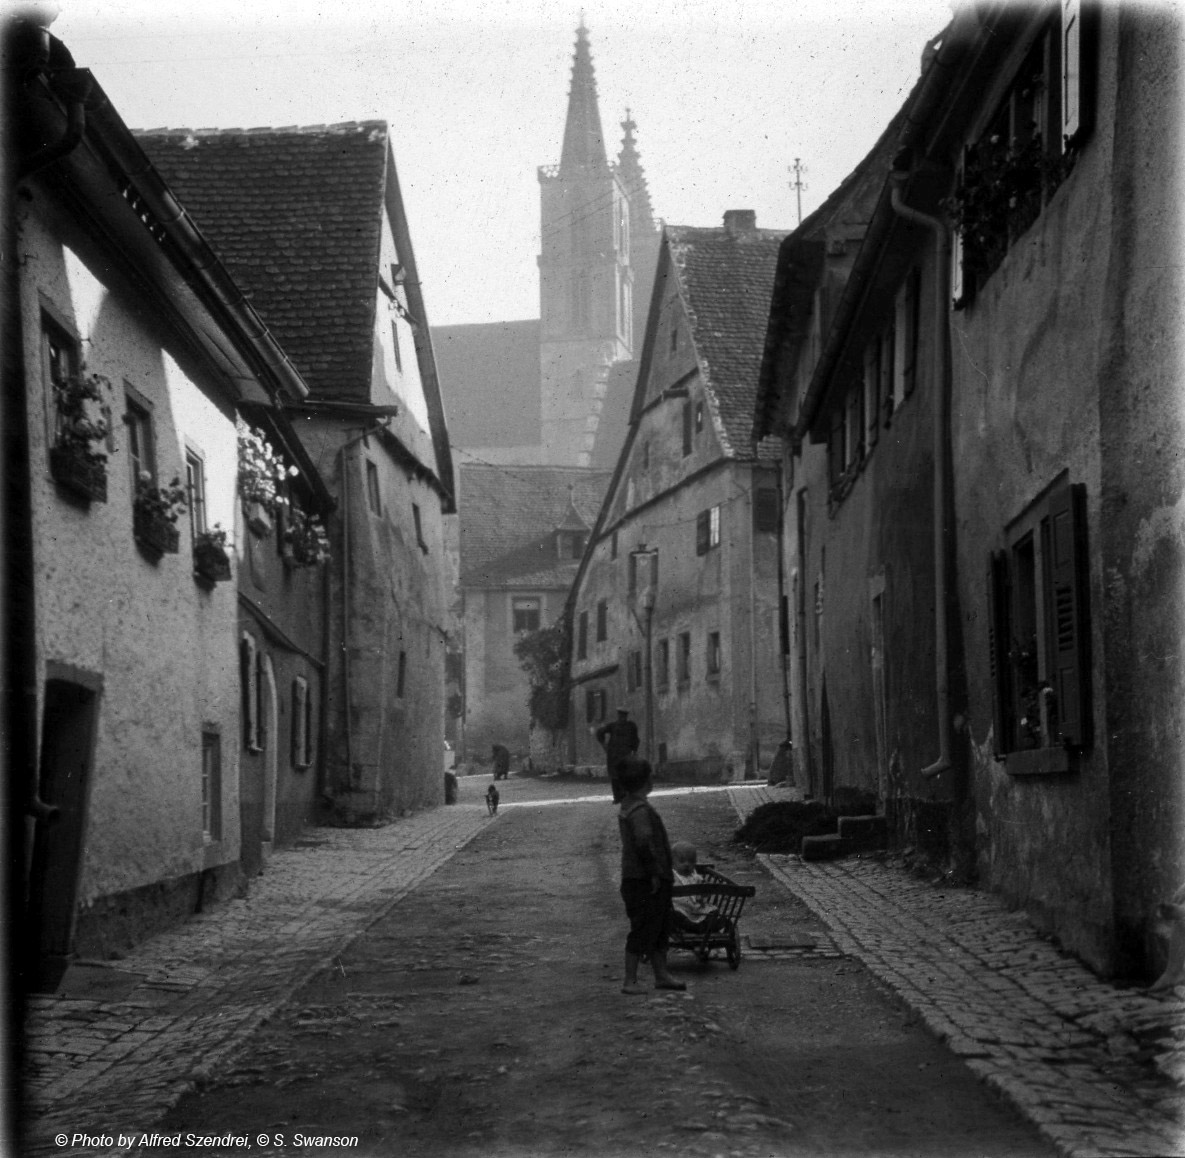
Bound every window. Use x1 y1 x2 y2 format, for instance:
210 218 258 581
240 633 259 751
557 530 586 560
641 441 650 472
952 8 1091 304
988 480 1091 770
291 676 312 768
185 449 207 539
390 316 404 375
366 460 381 515
696 505 721 555
610 531 618 560
656 639 670 690
682 401 693 456
396 650 407 698
706 631 721 677
669 323 679 355
627 649 643 693
596 599 608 642
585 687 607 724
42 312 81 446
572 272 591 331
753 488 779 534
577 610 589 659
201 727 222 841
695 401 704 434
677 632 691 685
512 597 541 634
413 502 428 553
125 389 156 490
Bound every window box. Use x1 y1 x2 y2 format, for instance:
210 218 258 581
193 539 232 585
245 500 273 537
49 444 107 504
133 474 186 562
135 508 180 561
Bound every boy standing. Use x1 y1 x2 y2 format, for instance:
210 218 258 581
617 758 687 995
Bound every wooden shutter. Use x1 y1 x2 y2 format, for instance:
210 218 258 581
696 510 710 555
291 677 308 767
1047 482 1091 747
682 401 693 455
1061 0 1096 150
241 634 257 750
987 552 1012 758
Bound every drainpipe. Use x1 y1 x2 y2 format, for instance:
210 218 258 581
889 166 953 779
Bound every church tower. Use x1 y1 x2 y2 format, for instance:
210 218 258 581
538 22 637 466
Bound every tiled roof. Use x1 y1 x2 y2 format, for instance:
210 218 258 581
136 123 388 402
667 223 789 459
458 464 610 589
431 320 541 449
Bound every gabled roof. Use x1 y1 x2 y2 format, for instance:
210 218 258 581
660 220 790 459
136 122 387 403
432 320 541 449
458 464 610 590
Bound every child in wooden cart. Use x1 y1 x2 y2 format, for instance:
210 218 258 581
670 842 729 935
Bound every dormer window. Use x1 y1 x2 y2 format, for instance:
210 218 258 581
557 530 586 560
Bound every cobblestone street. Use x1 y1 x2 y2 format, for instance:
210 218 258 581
18 777 1185 1157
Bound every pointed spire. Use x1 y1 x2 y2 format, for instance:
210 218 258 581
559 21 609 175
617 107 656 233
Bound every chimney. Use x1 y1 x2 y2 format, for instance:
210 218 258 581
723 209 757 236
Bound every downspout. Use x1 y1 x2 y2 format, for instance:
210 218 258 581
889 167 953 779
775 459 793 746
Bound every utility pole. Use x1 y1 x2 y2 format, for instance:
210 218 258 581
790 158 807 226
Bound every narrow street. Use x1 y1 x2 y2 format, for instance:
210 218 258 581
134 777 1055 1157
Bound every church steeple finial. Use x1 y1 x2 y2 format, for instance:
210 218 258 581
617 107 656 233
559 21 608 174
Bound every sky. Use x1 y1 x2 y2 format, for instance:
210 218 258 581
43 0 954 327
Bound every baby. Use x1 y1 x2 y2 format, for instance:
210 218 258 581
670 842 726 933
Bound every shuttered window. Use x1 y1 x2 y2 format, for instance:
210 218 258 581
987 480 1090 765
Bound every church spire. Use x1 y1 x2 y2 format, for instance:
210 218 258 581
616 108 656 233
559 20 608 175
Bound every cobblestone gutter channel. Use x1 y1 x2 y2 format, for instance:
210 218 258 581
729 785 1185 1158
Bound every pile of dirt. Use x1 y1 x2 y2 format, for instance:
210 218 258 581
734 789 879 854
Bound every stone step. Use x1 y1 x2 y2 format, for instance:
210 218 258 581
837 814 888 851
801 833 846 861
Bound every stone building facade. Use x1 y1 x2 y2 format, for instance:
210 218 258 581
568 214 788 781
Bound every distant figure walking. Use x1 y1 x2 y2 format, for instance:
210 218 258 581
491 743 511 781
595 707 640 803
486 782 500 816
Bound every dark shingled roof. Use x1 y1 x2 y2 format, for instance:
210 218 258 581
432 320 541 449
458 464 610 589
136 123 388 401
667 222 789 460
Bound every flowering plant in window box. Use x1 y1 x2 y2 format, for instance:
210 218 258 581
49 370 111 503
238 422 297 534
193 524 232 584
945 130 1072 288
281 506 331 568
133 472 186 560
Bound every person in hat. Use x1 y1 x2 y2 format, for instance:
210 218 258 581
595 707 640 803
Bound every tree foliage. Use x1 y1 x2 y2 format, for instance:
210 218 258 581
513 618 570 733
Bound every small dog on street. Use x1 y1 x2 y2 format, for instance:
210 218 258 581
486 783 500 816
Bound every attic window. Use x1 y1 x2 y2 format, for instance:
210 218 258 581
557 530 586 560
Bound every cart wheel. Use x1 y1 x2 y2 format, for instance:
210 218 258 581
727 930 741 970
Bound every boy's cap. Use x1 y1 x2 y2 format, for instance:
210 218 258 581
616 707 629 714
